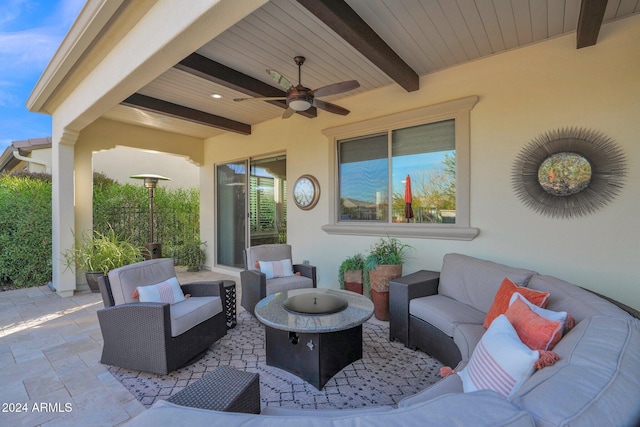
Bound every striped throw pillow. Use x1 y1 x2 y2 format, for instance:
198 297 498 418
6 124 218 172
458 315 539 399
258 259 294 279
136 277 185 304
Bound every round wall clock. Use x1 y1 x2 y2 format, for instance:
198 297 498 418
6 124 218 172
293 174 320 210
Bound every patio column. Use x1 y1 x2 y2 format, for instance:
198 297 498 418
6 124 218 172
52 128 79 297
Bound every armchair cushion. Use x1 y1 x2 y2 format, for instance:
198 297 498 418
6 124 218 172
170 296 223 337
266 275 314 295
136 277 185 304
245 244 293 270
109 258 177 305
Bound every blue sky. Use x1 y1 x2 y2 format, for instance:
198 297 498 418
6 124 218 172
0 0 84 151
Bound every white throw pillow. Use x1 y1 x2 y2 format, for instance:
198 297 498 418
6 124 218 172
457 314 539 399
136 277 185 304
258 259 294 279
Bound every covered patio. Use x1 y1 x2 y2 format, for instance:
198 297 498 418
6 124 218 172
7 2 640 424
26 0 640 326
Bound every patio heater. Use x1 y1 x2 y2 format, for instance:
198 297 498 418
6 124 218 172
130 173 171 259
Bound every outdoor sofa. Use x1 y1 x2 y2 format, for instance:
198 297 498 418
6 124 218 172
124 253 640 426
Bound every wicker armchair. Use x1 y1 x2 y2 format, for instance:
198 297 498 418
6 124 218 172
240 244 316 315
96 258 227 374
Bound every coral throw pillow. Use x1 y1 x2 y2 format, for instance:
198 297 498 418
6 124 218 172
457 315 539 399
135 277 185 304
258 259 294 279
505 296 564 351
484 277 550 328
508 292 574 336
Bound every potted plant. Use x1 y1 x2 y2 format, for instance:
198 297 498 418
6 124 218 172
181 240 206 272
63 228 144 292
365 237 412 320
339 253 365 294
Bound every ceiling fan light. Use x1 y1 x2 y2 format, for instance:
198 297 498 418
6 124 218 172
288 99 312 111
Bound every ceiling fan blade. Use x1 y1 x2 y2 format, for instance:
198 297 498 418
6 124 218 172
233 96 286 102
313 99 350 116
267 69 293 90
282 107 296 119
310 80 359 98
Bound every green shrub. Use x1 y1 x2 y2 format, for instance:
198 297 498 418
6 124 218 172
0 173 52 288
0 171 200 289
92 172 201 263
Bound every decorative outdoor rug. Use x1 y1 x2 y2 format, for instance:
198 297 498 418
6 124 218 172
108 311 443 410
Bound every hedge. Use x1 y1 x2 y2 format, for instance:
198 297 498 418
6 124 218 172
0 172 200 289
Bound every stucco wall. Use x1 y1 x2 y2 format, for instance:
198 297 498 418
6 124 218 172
93 146 199 190
202 15 640 309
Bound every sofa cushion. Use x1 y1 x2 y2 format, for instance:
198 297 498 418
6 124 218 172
453 323 486 361
397 370 464 408
484 278 549 328
410 295 485 337
266 275 314 295
170 296 222 337
526 275 629 323
458 315 539 399
439 253 536 313
126 391 535 427
511 316 640 427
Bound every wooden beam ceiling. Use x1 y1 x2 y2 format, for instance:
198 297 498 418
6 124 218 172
121 93 251 135
175 53 317 118
577 0 609 48
297 0 419 92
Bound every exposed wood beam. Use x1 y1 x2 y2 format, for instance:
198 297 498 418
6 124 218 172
297 0 419 92
175 53 317 118
577 0 608 48
122 93 251 135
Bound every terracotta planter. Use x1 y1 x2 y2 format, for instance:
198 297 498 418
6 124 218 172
371 289 390 320
368 264 402 292
368 265 402 321
343 270 363 294
85 272 104 293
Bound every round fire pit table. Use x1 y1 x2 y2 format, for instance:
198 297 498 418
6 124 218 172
255 288 373 390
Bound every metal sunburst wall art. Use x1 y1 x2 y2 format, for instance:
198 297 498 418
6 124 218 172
512 127 627 219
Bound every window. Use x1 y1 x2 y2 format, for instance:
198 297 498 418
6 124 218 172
323 96 479 240
339 120 456 224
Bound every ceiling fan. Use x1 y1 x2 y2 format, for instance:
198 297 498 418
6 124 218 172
234 56 359 118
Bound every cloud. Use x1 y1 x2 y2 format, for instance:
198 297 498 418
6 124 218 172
0 29 61 76
0 0 85 78
0 0 26 28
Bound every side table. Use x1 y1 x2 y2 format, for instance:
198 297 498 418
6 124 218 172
389 270 440 346
167 366 260 413
222 280 237 328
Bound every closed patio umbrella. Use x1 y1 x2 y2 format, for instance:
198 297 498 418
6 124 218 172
404 174 414 221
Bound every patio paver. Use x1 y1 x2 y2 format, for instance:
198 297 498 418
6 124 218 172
0 268 237 426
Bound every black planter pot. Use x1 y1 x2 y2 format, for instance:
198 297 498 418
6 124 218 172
85 272 104 293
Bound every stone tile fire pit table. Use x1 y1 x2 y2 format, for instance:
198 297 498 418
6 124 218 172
255 288 374 390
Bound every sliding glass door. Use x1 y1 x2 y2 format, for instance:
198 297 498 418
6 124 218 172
216 155 286 268
216 161 247 268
